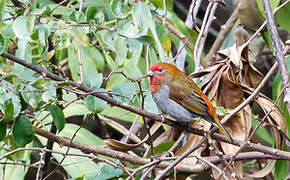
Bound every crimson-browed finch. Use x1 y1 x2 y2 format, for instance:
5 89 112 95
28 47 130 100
147 63 233 142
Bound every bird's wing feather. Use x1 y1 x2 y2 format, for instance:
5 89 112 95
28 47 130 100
168 78 208 116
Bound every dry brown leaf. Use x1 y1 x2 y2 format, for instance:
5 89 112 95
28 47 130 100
104 122 162 152
176 120 210 166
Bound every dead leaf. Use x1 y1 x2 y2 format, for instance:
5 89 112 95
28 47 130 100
104 122 162 152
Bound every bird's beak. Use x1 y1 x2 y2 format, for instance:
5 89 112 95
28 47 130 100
147 70 154 77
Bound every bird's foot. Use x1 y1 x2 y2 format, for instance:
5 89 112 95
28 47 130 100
157 113 168 123
179 121 191 127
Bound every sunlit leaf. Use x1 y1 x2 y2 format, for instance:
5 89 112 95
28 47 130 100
12 15 35 40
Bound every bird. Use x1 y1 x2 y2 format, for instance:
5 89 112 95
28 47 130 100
147 62 234 142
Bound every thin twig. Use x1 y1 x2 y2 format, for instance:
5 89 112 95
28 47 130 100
194 1 218 75
175 0 196 71
204 7 239 66
155 137 207 180
262 0 290 109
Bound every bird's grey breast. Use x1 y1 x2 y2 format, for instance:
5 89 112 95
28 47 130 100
152 84 194 122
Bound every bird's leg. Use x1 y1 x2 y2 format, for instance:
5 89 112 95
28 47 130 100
159 113 168 123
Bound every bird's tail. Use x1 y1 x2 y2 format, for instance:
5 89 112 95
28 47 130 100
214 118 234 142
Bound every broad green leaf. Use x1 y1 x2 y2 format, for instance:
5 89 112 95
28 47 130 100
36 124 103 178
15 39 35 79
152 141 175 156
111 82 135 104
21 85 44 110
12 116 34 147
0 123 7 141
52 6 73 16
144 92 159 114
68 47 80 82
131 1 167 60
64 103 89 118
110 0 128 18
83 64 103 90
0 86 22 118
85 95 107 113
87 165 122 180
86 6 105 23
35 24 51 46
48 104 65 132
0 99 14 123
155 21 171 54
0 143 32 180
113 36 128 66
276 1 290 30
0 32 5 54
12 15 35 40
70 28 90 48
101 106 142 123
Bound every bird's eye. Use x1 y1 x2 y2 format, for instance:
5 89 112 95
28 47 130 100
157 68 163 72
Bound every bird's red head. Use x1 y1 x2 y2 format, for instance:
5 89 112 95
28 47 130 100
148 63 180 93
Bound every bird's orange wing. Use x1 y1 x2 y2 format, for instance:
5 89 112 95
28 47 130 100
168 78 208 117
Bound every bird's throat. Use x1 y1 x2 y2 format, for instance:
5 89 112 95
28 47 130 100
149 76 162 94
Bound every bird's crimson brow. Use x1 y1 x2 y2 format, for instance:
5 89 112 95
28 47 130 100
150 64 162 72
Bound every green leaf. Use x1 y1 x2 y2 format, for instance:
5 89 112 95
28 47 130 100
101 106 142 123
68 47 80 82
51 6 73 16
111 82 135 104
0 143 32 179
110 0 128 18
36 124 103 178
21 85 44 110
85 95 107 113
0 32 5 54
70 28 90 48
153 141 175 155
276 1 290 30
0 87 22 118
86 6 105 23
12 115 34 147
149 0 173 10
261 30 274 52
63 103 89 118
0 0 6 20
257 0 280 18
132 2 166 60
12 15 35 40
0 99 14 123
274 146 288 180
88 165 122 180
253 116 274 144
48 104 65 132
0 123 7 141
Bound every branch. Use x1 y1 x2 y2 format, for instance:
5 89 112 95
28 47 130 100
204 7 239 66
262 0 290 109
154 16 194 51
34 127 205 173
